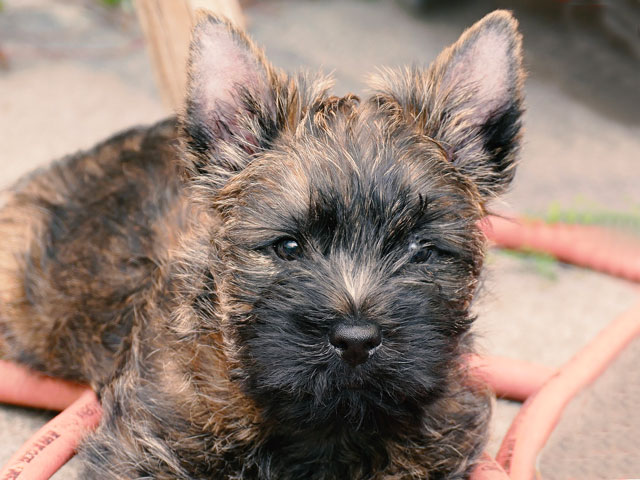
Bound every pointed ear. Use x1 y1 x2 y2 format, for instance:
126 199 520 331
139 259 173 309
181 13 280 183
369 10 525 198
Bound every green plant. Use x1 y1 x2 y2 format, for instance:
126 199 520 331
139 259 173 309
101 0 125 7
490 201 640 279
541 201 640 234
492 249 559 280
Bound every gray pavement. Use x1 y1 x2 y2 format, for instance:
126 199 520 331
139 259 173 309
1 0 638 476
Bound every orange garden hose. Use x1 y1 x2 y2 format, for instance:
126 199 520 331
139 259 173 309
0 355 548 480
0 389 101 480
481 215 640 283
470 215 640 479
1 215 639 479
494 302 640 480
0 361 86 412
471 453 511 480
466 356 554 402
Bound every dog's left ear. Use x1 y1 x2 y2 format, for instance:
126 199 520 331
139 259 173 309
370 10 525 198
181 13 283 185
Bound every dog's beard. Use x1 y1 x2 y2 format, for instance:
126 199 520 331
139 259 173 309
228 264 469 434
236 317 454 433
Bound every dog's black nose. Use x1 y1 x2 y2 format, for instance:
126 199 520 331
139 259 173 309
329 323 381 366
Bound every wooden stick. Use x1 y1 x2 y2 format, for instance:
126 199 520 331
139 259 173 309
134 0 245 112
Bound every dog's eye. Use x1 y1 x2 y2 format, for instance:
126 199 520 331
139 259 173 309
273 238 303 261
408 240 433 264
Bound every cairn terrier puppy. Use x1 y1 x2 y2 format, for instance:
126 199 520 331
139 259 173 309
0 9 524 479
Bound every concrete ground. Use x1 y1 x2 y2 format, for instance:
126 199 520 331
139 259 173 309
0 0 638 477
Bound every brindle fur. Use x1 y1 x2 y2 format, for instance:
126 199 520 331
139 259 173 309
0 10 524 479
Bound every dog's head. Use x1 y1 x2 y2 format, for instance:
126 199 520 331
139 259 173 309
179 11 524 430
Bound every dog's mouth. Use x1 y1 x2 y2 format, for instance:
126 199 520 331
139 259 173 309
244 361 430 433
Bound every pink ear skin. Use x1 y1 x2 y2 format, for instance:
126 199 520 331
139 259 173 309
368 10 525 199
435 10 524 127
426 10 525 197
183 15 275 156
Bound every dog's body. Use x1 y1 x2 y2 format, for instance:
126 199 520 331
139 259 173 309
0 11 524 479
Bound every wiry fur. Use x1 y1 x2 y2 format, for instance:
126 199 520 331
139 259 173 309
0 10 524 479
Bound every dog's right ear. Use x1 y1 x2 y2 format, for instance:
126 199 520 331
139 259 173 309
181 14 281 185
369 10 525 199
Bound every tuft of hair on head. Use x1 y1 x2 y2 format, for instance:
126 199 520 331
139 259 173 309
368 10 525 199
